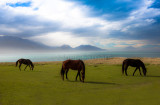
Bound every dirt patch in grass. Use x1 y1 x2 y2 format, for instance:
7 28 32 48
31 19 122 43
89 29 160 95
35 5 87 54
85 57 160 65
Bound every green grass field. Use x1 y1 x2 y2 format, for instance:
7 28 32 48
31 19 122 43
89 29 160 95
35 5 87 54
0 62 160 105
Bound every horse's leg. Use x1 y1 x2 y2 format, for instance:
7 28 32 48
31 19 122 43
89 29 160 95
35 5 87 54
138 68 142 76
29 65 33 71
81 71 84 83
125 65 128 76
24 65 28 71
19 63 22 71
66 69 69 80
75 71 79 81
61 69 64 81
76 71 81 81
78 71 82 81
133 67 138 76
29 65 31 70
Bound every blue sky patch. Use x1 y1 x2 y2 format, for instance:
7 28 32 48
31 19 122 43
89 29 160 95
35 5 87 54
150 0 160 8
7 1 31 7
69 0 140 20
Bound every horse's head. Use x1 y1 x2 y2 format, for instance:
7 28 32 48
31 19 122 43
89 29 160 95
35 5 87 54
143 67 147 76
31 65 34 70
140 61 147 76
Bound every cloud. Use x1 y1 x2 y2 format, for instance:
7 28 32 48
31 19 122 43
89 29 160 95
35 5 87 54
0 2 61 37
92 38 147 49
0 0 120 36
0 0 160 51
28 32 91 47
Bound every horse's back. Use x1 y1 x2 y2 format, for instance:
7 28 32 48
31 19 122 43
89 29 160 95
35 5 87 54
18 58 32 64
63 59 83 64
62 59 84 70
123 58 143 67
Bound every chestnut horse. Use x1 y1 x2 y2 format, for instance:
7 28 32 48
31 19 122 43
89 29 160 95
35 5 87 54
16 58 34 71
61 59 85 82
122 58 147 76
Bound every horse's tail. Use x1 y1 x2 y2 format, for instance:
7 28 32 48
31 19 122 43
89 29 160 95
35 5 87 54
16 60 19 67
122 61 125 74
61 65 65 80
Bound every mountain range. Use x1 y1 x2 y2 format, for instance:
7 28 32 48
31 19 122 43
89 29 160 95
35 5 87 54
0 36 105 52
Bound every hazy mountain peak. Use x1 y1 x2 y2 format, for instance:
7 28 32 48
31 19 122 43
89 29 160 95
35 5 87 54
75 45 105 51
0 36 105 52
60 45 72 48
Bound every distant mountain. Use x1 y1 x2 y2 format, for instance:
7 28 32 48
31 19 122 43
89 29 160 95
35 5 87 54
0 36 105 52
0 36 50 50
57 45 73 51
74 45 105 51
123 46 137 51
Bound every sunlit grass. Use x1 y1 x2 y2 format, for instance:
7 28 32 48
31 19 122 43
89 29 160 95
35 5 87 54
0 59 160 105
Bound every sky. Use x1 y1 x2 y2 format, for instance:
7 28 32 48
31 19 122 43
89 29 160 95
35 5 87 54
0 0 160 51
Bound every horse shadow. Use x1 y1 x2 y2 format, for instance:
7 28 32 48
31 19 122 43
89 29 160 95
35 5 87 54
68 80 119 85
146 75 160 78
85 81 119 85
126 75 160 78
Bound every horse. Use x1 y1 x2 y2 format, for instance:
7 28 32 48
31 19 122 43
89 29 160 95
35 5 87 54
16 58 34 71
122 58 147 76
61 59 85 82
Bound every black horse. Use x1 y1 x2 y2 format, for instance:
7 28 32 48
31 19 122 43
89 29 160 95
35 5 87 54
61 59 85 82
122 58 147 76
16 58 34 71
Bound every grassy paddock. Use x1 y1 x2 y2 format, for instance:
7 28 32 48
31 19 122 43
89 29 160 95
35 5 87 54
0 58 160 105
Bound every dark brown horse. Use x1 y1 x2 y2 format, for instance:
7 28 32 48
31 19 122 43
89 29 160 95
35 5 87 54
16 58 34 71
61 59 85 82
122 58 147 76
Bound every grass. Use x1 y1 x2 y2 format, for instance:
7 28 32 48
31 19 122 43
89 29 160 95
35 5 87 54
0 61 160 105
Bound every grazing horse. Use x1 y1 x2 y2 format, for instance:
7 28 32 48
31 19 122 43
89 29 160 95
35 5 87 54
16 58 34 71
122 58 147 76
61 59 85 82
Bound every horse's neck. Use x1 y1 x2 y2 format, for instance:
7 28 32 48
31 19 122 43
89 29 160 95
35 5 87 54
141 63 145 69
30 62 33 66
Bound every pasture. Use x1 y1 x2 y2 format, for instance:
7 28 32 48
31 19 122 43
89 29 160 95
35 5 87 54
0 58 160 105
